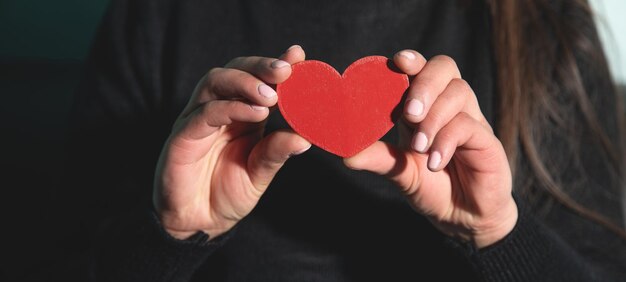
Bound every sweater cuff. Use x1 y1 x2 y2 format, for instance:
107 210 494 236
95 209 234 281
147 210 233 248
445 195 554 282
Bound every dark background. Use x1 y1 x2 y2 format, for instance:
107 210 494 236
0 1 109 280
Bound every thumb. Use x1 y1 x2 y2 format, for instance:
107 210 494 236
247 129 311 191
344 141 423 191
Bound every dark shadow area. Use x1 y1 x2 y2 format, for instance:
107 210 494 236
0 1 108 280
0 58 84 280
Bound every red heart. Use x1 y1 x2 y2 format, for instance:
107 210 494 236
277 56 409 157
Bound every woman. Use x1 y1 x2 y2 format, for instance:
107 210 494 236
64 0 625 281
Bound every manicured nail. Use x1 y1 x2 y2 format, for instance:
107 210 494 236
399 51 416 60
271 60 290 69
406 99 424 117
291 144 312 156
413 132 428 153
251 105 268 111
258 84 277 98
428 151 442 170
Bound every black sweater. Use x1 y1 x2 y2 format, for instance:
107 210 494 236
56 0 626 281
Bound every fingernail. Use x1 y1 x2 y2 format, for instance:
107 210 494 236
406 99 424 117
413 132 428 153
291 144 312 156
399 51 416 60
428 151 442 170
258 84 277 98
271 60 290 69
251 105 267 111
287 44 301 52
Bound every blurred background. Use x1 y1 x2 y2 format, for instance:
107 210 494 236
0 0 624 280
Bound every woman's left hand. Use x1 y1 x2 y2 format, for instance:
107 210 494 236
344 50 517 248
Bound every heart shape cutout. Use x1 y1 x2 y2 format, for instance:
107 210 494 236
277 56 409 157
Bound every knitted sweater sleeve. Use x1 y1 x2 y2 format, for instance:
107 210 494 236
90 209 232 282
65 1 229 281
452 194 626 282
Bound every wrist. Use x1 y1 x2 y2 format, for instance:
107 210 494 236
159 212 232 241
472 199 518 249
164 227 230 241
165 229 199 240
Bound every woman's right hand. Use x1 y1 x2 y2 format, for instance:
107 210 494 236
153 45 311 240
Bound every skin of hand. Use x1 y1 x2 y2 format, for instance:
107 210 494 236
153 45 312 240
344 50 518 249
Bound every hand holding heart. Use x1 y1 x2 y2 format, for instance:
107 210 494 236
344 51 517 248
153 46 311 240
154 46 517 248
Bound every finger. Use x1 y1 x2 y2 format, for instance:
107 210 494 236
225 56 292 85
427 112 502 172
392 49 427 75
200 68 278 107
183 46 305 117
279 44 306 64
404 55 462 124
247 130 311 191
410 78 483 153
344 141 426 195
176 100 269 140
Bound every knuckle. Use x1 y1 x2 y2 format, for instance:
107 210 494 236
433 55 458 67
437 129 455 143
202 101 222 126
455 112 475 124
451 78 476 100
482 119 495 134
206 67 222 81
235 71 257 89
432 55 460 77
423 110 446 132
205 68 225 90
232 71 262 99
225 56 246 67
451 78 471 92
414 76 437 93
202 100 219 115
